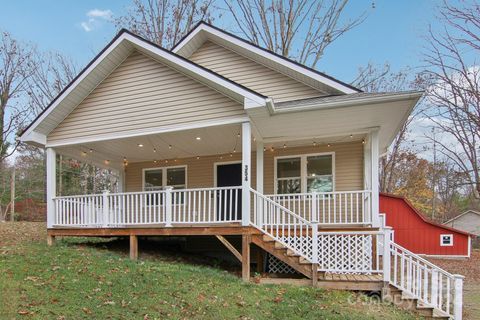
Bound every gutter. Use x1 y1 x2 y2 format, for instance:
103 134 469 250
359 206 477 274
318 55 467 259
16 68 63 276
273 91 424 114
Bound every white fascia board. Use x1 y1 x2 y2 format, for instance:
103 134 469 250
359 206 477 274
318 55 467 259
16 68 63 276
244 96 266 109
125 34 266 107
172 24 358 94
273 92 424 114
19 131 47 147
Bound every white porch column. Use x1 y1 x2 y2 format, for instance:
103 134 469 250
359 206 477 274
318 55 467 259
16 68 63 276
256 141 264 194
46 147 57 228
242 122 252 226
370 129 380 227
118 169 125 192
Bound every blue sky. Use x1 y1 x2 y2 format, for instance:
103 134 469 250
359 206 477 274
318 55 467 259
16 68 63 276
0 0 440 83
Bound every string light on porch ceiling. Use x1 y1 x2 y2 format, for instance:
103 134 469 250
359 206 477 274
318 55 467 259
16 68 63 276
265 133 365 153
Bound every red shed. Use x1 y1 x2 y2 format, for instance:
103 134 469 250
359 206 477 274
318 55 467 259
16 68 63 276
380 193 472 258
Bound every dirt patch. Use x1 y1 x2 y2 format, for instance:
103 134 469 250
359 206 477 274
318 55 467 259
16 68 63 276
0 221 46 247
428 250 480 320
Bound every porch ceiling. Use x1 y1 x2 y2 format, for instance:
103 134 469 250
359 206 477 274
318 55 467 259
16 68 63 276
54 121 366 171
55 123 243 169
248 97 418 153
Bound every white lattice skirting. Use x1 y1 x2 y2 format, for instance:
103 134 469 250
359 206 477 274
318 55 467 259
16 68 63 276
269 234 374 275
267 254 297 274
317 234 373 274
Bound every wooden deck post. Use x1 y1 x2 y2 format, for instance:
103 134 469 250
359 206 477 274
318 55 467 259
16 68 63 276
129 235 138 260
47 235 55 246
256 249 264 273
242 234 251 281
311 263 318 287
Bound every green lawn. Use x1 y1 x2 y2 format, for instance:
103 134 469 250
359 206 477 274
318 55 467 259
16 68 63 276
0 223 417 320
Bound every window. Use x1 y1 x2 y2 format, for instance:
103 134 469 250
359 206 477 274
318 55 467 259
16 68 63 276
275 153 334 194
440 234 453 246
143 166 186 191
307 155 333 193
276 157 301 193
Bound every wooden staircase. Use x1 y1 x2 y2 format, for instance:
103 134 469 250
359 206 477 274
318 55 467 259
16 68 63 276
252 233 452 319
250 189 462 319
385 285 451 319
252 234 314 279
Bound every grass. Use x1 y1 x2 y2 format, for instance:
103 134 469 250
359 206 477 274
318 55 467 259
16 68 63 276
0 223 418 320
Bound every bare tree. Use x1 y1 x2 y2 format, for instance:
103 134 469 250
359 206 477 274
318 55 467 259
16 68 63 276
422 0 480 199
26 52 78 116
0 31 37 162
224 0 368 68
434 161 467 220
352 62 421 193
114 0 214 49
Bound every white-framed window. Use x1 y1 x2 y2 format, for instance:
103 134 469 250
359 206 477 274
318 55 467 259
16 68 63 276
440 234 453 247
143 166 187 191
275 153 334 194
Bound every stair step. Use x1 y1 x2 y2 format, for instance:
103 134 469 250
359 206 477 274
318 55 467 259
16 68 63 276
298 257 312 265
262 235 275 242
274 242 287 249
286 249 300 257
431 309 451 319
387 287 450 319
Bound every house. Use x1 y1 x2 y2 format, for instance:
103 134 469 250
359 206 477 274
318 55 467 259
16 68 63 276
380 193 472 258
19 22 465 319
444 210 480 247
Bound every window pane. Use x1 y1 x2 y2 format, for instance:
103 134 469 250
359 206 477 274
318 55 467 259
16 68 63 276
277 178 301 194
277 158 301 178
167 167 186 187
145 169 163 190
307 155 332 177
307 176 333 192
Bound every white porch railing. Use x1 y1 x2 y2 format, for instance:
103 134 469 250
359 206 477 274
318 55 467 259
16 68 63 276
53 186 242 227
266 190 371 224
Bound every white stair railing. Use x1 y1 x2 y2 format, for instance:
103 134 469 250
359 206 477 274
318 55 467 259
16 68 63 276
250 188 317 262
267 190 371 225
251 188 386 274
384 237 464 319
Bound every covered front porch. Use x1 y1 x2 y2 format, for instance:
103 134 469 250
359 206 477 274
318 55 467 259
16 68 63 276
45 120 380 230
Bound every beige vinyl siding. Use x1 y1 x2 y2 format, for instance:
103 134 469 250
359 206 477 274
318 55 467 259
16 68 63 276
125 153 253 192
188 41 325 102
48 51 245 144
125 142 363 193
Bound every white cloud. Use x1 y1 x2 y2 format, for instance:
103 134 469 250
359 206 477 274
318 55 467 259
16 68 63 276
80 9 113 32
87 9 113 20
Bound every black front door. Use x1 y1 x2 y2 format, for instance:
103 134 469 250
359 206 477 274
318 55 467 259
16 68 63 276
216 163 242 221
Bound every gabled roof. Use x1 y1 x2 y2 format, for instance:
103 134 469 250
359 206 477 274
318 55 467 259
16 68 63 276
172 21 361 95
444 210 480 225
380 193 475 236
19 29 266 147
